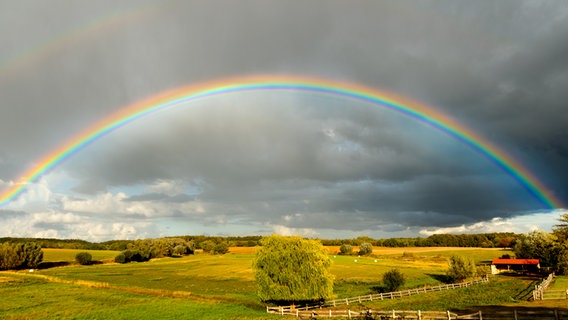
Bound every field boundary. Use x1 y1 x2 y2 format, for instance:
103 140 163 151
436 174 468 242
266 308 568 319
532 273 555 300
267 276 489 314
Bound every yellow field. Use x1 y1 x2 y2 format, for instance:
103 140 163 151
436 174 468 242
325 246 504 255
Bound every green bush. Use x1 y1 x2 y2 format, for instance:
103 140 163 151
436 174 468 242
200 240 216 253
339 244 353 255
383 269 405 292
75 252 93 265
213 242 229 255
358 242 373 256
114 253 126 264
447 255 477 282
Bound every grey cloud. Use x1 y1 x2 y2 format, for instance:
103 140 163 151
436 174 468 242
1 0 567 238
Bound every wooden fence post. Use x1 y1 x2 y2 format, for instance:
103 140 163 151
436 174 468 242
393 310 396 319
418 310 422 320
514 309 517 320
446 310 451 320
479 310 482 320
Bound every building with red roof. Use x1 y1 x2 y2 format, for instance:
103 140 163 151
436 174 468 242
490 258 540 274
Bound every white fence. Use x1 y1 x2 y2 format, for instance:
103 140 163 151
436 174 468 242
532 273 555 300
267 276 489 315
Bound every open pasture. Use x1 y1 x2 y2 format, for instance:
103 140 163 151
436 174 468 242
1 247 528 319
42 248 120 263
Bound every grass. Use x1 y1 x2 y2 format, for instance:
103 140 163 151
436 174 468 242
0 273 276 320
42 248 120 263
0 247 542 319
549 276 568 290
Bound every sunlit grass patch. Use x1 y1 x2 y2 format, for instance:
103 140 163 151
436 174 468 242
42 248 120 263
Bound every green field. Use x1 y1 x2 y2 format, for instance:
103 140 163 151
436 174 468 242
0 247 557 319
42 248 120 263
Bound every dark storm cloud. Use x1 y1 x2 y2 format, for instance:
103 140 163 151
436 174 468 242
1 0 567 239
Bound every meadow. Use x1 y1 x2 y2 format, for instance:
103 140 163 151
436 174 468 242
1 246 564 319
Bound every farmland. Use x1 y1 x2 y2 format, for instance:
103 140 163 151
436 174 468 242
0 246 564 319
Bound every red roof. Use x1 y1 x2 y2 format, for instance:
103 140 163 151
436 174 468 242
491 259 539 265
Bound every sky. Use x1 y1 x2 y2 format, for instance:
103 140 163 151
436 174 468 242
1 0 568 242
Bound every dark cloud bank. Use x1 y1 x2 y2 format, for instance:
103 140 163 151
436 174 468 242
0 0 567 239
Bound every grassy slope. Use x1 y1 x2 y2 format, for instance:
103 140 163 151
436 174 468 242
1 247 546 319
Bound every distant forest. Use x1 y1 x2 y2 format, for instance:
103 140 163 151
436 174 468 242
0 233 517 251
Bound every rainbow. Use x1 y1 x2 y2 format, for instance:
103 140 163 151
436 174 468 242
0 75 562 208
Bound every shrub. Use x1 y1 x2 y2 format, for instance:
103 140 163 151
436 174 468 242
114 253 126 264
200 240 216 253
173 245 187 256
213 242 229 255
253 235 334 303
447 255 477 282
339 244 353 255
75 252 93 265
383 269 405 292
358 242 373 256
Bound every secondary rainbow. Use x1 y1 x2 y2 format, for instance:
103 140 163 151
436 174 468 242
0 75 562 208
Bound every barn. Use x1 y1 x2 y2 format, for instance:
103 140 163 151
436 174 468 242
490 259 540 274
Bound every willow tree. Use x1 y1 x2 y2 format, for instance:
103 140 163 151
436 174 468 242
252 235 334 303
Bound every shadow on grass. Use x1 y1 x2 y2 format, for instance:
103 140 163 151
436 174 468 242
37 261 70 269
427 273 452 284
370 285 387 293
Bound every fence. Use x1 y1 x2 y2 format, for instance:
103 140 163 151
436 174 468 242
532 273 555 300
267 276 489 315
265 308 568 319
460 309 568 320
267 308 462 319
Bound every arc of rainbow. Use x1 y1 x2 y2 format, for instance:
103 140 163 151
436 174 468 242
0 75 562 208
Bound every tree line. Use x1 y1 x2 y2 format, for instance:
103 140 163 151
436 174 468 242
0 233 518 251
320 233 517 248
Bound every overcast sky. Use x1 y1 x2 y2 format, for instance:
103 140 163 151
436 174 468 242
1 0 567 242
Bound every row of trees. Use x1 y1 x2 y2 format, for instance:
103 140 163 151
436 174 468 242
512 214 568 275
114 238 195 264
0 233 518 251
0 242 43 270
322 233 517 248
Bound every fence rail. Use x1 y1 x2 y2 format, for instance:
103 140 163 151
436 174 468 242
532 273 555 300
266 308 568 319
267 276 489 315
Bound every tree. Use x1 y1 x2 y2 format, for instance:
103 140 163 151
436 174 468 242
252 235 334 303
75 252 93 265
553 213 568 243
213 242 229 255
358 242 373 256
339 244 353 255
447 255 477 282
383 269 405 292
22 242 43 269
200 240 216 253
0 242 43 270
513 230 560 267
